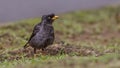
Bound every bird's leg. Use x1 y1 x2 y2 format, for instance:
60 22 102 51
34 48 37 54
42 48 45 51
33 48 41 57
33 48 38 57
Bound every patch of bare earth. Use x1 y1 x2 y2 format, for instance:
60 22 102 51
0 42 101 62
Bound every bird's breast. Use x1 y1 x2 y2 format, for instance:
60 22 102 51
43 25 54 33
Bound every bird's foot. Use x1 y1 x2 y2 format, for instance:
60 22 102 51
41 49 47 55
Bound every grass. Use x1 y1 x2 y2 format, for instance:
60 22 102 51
0 6 120 68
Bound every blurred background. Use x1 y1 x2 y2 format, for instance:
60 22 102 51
1 0 120 68
0 0 120 22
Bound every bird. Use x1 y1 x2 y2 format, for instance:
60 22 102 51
24 13 59 54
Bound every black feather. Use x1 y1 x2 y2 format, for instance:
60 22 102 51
24 13 57 53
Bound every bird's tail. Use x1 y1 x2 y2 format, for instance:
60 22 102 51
23 42 29 49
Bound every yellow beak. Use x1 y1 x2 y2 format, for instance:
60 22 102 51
52 16 59 20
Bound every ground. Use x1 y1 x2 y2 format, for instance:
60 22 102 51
0 6 120 68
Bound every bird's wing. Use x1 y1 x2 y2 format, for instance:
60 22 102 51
24 24 41 48
28 24 41 42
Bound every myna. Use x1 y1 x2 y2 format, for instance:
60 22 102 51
24 13 59 54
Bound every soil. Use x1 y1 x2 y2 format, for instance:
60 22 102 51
0 42 101 62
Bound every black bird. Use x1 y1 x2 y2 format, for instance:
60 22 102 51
24 13 59 53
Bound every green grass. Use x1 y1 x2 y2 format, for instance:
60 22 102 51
0 54 120 68
0 6 120 68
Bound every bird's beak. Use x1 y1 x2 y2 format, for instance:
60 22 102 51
52 16 59 20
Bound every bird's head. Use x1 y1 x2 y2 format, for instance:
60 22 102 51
41 13 59 24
